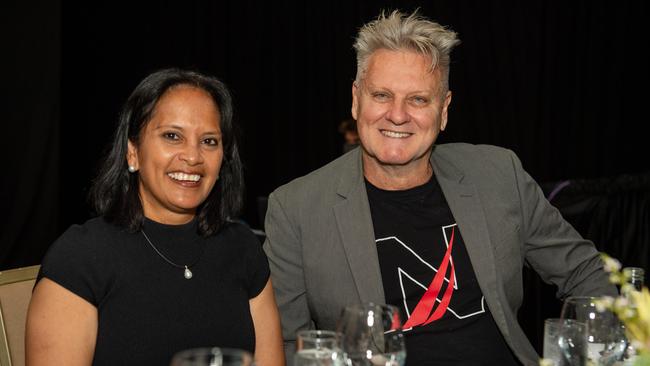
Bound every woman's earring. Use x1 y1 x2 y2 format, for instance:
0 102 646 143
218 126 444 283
128 165 137 173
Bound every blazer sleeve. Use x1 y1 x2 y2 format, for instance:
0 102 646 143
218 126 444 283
263 190 314 364
510 150 618 299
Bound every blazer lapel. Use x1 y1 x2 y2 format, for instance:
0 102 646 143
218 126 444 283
431 150 510 337
333 150 385 305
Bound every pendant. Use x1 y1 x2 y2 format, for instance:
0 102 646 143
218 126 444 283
184 266 193 279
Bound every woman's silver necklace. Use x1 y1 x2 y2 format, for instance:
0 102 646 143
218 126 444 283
141 230 204 280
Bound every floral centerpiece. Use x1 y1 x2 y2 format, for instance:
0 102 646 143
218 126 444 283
596 254 650 366
540 254 649 366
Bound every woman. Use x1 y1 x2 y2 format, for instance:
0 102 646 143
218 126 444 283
26 69 285 365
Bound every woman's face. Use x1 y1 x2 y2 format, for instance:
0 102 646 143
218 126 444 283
127 85 223 224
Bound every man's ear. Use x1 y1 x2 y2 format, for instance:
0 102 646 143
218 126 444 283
351 82 359 121
440 90 452 131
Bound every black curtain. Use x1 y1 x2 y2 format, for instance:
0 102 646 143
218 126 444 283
1 0 61 268
55 0 650 238
3 0 649 355
521 173 650 352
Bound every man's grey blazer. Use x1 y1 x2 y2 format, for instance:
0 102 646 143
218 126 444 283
263 143 615 366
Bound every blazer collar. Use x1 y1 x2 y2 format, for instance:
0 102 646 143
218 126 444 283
430 146 510 338
335 148 364 199
333 148 385 304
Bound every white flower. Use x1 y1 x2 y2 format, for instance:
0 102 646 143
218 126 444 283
614 296 630 309
539 358 555 366
623 308 636 319
631 339 644 350
595 296 614 312
609 273 624 285
602 255 622 273
620 283 635 296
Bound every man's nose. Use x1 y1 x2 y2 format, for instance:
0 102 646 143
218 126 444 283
385 100 410 125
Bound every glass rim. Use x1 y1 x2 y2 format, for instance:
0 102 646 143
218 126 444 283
623 266 645 275
341 302 399 313
544 317 562 323
171 347 253 359
296 329 342 340
562 295 599 303
623 266 644 270
544 318 585 326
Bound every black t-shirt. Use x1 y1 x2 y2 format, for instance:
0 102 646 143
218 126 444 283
38 217 269 366
366 176 519 366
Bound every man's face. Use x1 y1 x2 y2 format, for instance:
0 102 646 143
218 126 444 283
352 49 451 176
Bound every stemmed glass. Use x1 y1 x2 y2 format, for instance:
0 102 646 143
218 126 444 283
336 303 406 366
294 330 346 366
169 347 254 366
559 296 628 365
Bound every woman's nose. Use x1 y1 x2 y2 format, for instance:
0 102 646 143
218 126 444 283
179 144 204 165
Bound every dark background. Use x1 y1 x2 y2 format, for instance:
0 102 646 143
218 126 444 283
3 0 649 355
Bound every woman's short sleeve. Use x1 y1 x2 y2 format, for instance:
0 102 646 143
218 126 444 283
38 219 114 307
239 226 270 299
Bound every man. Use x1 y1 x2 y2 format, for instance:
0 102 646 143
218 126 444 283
264 10 616 365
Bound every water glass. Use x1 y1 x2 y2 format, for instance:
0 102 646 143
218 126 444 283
169 347 253 366
560 296 628 365
336 303 406 366
294 330 346 366
543 318 586 366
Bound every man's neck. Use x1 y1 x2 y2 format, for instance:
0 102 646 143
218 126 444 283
362 155 432 191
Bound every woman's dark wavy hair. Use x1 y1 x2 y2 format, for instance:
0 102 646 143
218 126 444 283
89 68 243 236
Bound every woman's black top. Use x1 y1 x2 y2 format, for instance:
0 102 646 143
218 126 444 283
38 217 269 365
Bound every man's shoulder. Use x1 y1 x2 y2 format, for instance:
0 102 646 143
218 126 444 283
272 149 358 200
434 143 519 171
435 142 515 159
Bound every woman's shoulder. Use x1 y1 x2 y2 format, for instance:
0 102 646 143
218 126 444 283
216 219 261 246
49 216 129 256
62 216 118 233
39 217 127 306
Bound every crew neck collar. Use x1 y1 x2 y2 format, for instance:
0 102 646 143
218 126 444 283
143 216 199 236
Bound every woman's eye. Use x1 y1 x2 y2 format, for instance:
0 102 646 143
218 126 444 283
203 138 219 146
163 132 180 140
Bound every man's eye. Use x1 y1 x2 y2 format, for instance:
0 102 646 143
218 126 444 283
372 93 390 101
411 96 429 105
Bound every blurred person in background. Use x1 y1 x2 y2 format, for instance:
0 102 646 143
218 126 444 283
338 117 360 154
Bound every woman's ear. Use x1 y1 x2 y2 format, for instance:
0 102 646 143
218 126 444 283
126 140 139 171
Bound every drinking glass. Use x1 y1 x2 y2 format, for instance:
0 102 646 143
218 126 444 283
336 303 406 366
559 296 628 365
623 267 645 292
543 318 586 366
169 347 254 366
294 329 346 366
542 318 584 366
621 267 644 362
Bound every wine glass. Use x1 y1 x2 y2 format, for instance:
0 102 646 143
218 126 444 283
559 296 628 365
294 329 346 366
169 347 254 366
336 303 406 366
